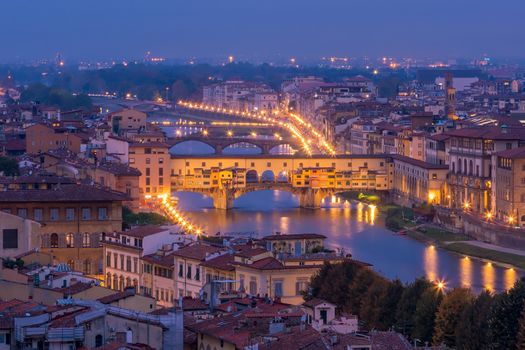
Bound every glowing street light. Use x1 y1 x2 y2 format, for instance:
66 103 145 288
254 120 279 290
227 130 233 137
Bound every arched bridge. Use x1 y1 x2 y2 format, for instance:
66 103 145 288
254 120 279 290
170 154 394 209
167 136 302 155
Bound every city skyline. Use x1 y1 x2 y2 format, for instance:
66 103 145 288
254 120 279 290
1 0 525 62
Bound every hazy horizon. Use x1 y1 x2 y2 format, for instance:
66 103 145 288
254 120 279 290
1 0 525 63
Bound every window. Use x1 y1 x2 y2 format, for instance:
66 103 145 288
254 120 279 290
3 229 18 249
129 158 135 164
126 256 132 272
249 278 257 295
296 280 309 295
83 233 91 247
274 281 283 297
17 208 27 218
159 158 164 164
50 208 59 221
34 208 43 221
66 233 74 248
98 207 108 220
106 253 111 268
187 264 192 279
179 263 183 277
120 255 124 270
146 158 151 164
95 335 103 348
146 168 150 176
50 233 59 248
66 208 75 221
82 208 91 220
195 267 200 281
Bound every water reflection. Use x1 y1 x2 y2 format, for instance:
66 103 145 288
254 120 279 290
175 190 522 292
424 245 438 282
505 268 517 291
460 256 472 288
482 263 495 292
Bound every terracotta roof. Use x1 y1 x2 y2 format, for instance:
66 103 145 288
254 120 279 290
49 308 88 328
445 126 525 140
142 252 175 267
392 155 449 170
0 184 129 202
172 244 222 261
233 244 269 258
53 282 94 295
495 146 525 159
262 233 327 241
200 253 235 271
97 162 141 176
121 225 169 238
302 298 335 309
236 257 284 270
98 288 136 304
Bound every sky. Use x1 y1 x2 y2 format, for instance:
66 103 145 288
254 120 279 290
1 0 525 63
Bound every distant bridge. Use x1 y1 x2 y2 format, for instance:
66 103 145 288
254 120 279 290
170 154 393 209
167 136 302 155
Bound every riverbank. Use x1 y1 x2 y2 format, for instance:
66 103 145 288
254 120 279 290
381 204 525 270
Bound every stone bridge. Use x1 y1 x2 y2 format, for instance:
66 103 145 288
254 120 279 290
172 182 336 210
167 136 302 155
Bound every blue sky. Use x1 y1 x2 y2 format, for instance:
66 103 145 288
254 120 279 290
1 0 524 62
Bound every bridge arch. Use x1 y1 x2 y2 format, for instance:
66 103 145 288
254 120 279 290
222 142 262 155
261 170 275 183
269 143 297 155
170 140 216 155
276 170 290 183
246 170 259 183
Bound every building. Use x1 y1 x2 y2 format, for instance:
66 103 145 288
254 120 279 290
262 233 326 256
25 123 88 154
102 225 183 293
0 210 40 259
129 141 170 202
172 244 222 299
494 147 525 226
42 150 142 210
392 155 449 206
446 126 525 214
0 181 127 276
108 109 147 135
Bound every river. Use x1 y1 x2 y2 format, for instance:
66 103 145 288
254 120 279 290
166 127 521 293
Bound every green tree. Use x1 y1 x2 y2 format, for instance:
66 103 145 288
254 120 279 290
488 278 525 349
433 287 473 347
515 302 525 350
395 278 433 336
347 268 382 314
358 277 390 329
0 156 19 176
307 261 362 310
455 290 494 350
412 287 443 343
376 279 404 330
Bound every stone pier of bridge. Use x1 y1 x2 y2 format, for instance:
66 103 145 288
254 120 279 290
205 187 333 210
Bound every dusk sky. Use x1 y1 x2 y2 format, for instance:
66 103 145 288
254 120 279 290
1 0 525 62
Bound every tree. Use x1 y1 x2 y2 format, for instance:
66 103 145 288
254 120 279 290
0 156 19 176
376 279 404 330
455 290 494 350
412 287 443 343
307 261 368 311
515 302 525 350
395 278 433 336
347 267 382 314
488 278 525 349
358 277 390 330
433 287 473 347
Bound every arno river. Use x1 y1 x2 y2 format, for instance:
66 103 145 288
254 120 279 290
173 189 520 293
168 135 521 293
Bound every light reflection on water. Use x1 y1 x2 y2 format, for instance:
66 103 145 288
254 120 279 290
175 189 521 292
